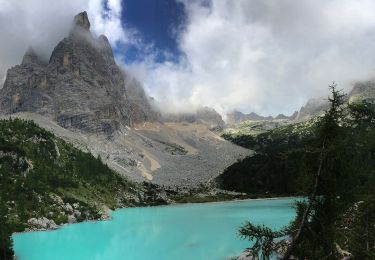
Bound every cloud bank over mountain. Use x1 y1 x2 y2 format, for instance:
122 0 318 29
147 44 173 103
0 0 137 87
2 0 375 116
131 0 375 115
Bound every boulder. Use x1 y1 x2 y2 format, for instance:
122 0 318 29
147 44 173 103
67 215 77 224
27 217 58 230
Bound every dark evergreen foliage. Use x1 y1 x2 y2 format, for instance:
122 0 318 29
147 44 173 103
0 118 153 257
229 84 375 259
218 120 319 196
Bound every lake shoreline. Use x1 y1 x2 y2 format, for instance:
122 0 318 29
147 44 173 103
13 195 300 235
13 197 298 260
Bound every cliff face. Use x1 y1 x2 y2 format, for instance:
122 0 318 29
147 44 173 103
0 12 249 187
0 11 157 135
162 107 225 130
348 80 375 104
295 98 329 121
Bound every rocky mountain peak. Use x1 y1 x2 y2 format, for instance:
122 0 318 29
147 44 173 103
348 80 375 104
98 35 115 63
0 11 157 135
73 11 90 31
21 46 40 65
295 97 329 121
226 109 298 124
226 110 273 124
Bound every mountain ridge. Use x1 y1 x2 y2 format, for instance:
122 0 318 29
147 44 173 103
226 110 298 124
0 11 250 188
0 11 157 136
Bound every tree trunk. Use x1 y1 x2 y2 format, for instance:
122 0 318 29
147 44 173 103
283 139 325 260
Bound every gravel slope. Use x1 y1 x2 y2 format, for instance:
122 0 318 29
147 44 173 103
3 113 251 189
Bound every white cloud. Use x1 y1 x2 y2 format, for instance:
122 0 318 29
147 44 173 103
2 0 375 116
87 0 140 48
128 0 375 116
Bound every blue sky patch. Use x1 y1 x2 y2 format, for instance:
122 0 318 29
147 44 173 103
119 0 187 64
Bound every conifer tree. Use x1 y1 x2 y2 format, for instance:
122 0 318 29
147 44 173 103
0 203 14 260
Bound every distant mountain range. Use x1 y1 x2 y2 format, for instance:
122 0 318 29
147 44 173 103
162 106 225 130
226 82 375 124
226 110 298 124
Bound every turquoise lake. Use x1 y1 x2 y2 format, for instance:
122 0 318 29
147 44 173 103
13 198 298 260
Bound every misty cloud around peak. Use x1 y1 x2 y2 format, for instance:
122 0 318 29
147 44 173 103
2 0 375 118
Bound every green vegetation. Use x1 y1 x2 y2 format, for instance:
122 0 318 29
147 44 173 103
0 204 13 260
239 222 289 260
0 118 164 259
224 85 375 259
222 119 292 139
218 118 320 195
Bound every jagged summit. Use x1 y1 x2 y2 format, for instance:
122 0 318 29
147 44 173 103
226 110 272 124
73 11 90 31
0 11 157 135
21 46 40 65
295 97 329 121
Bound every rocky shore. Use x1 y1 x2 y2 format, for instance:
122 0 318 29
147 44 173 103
23 194 112 232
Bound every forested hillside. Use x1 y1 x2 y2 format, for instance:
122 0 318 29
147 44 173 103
0 118 166 259
219 117 320 195
220 86 375 258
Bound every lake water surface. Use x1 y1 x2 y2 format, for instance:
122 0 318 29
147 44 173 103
13 197 298 260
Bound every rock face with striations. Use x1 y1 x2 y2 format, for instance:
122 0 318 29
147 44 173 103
0 11 157 135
